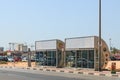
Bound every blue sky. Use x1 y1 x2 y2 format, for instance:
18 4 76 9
0 0 120 50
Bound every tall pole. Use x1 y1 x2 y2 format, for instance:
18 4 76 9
99 0 102 71
109 38 111 52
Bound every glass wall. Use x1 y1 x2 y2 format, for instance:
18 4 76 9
36 51 56 66
66 51 76 67
66 50 94 68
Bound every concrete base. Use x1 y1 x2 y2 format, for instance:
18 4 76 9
105 61 120 71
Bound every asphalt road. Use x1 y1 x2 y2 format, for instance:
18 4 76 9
0 68 119 80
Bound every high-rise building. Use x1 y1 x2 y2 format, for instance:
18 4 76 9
15 44 28 52
0 47 4 52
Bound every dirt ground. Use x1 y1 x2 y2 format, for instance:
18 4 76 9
1 61 120 71
0 62 36 68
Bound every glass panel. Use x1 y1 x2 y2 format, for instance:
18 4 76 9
35 52 39 65
81 50 87 68
36 51 56 66
88 50 94 68
35 52 44 66
76 51 82 67
46 51 56 66
51 51 56 66
35 52 39 62
66 51 76 67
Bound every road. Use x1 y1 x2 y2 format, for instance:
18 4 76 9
0 68 119 80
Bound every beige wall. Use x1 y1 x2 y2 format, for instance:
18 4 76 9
94 36 110 69
105 61 120 71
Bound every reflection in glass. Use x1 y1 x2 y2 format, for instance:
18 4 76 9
66 51 76 67
66 50 94 68
36 51 56 66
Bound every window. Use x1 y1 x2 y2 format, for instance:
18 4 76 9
66 50 94 68
66 51 76 67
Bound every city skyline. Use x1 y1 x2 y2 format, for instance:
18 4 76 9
0 0 120 50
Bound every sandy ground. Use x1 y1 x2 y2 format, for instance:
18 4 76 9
1 61 120 71
0 62 36 68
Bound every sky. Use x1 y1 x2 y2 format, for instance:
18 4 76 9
0 0 120 50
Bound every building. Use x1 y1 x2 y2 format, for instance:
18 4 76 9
65 36 110 70
35 36 110 70
0 47 4 56
35 39 64 67
15 44 28 52
0 47 4 52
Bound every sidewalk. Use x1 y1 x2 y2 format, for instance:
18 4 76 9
0 62 120 78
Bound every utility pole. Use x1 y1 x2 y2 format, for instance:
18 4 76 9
99 0 102 71
109 38 112 53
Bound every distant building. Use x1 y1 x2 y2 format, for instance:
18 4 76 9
0 47 4 56
15 44 28 52
0 47 4 52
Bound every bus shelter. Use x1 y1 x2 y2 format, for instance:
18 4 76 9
35 39 64 67
65 36 110 70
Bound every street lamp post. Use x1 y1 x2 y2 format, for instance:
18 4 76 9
109 38 112 53
99 0 102 71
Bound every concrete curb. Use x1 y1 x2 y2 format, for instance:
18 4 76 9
0 66 120 78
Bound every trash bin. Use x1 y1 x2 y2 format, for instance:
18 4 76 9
111 62 116 74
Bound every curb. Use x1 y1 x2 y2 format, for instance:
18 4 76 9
0 66 120 78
